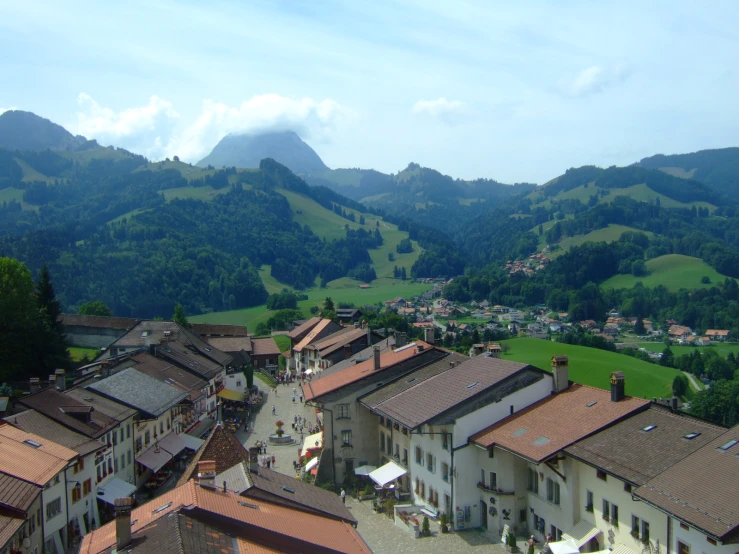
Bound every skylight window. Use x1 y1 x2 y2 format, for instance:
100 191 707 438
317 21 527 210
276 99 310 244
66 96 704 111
238 501 260 510
586 401 597 408
152 502 172 514
533 436 551 446
466 382 480 389
718 439 739 451
512 428 528 437
683 432 701 440
406 378 417 383
641 425 657 432
281 486 295 494
23 439 41 448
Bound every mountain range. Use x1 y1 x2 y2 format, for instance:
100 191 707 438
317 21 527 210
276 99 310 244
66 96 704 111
2 109 739 319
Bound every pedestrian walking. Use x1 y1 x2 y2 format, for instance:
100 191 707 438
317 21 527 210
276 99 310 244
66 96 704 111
271 404 276 415
293 387 296 395
292 395 296 403
266 458 271 469
340 489 346 504
273 387 277 397
299 392 303 403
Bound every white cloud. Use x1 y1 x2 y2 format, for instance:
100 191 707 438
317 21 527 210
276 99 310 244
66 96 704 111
0 107 17 115
411 98 466 123
166 94 350 162
558 64 630 97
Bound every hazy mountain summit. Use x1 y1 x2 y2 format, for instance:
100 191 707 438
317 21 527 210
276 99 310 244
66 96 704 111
0 110 93 151
196 130 328 174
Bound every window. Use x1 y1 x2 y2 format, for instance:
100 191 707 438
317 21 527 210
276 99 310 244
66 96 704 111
679 523 689 531
442 462 449 482
145 430 150 444
160 421 164 434
385 419 392 430
528 468 539 494
586 490 594 511
551 526 562 541
341 430 352 447
427 453 435 473
402 426 408 435
642 520 650 542
73 458 84 474
395 443 399 457
167 418 171 430
136 436 143 452
442 432 449 450
403 448 408 465
380 433 385 453
677 541 690 554
632 515 641 537
45 498 61 521
596 469 607 481
83 479 91 496
120 455 125 470
415 446 423 465
707 538 717 546
379 416 385 426
71 484 81 503
127 450 132 465
481 469 485 486
108 457 113 473
520 509 526 523
534 514 546 533
345 459 354 475
114 458 118 472
113 431 118 445
547 478 560 505
127 424 131 439
602 499 610 519
612 504 619 526
624 483 633 493
337 404 350 419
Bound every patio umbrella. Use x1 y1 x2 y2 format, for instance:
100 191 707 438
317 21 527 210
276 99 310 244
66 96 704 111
354 465 377 476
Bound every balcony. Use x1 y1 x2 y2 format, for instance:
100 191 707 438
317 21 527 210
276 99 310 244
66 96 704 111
476 482 514 495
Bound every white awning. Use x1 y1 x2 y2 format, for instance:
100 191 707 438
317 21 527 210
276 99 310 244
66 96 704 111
549 539 580 554
369 461 407 487
301 432 323 457
180 434 204 452
304 369 313 375
136 444 172 472
305 457 319 471
562 521 602 548
354 464 377 476
96 477 136 505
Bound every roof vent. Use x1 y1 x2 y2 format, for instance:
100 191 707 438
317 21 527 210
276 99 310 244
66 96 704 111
718 439 739 452
152 502 172 515
23 439 42 448
641 425 657 432
238 501 260 510
406 377 417 384
466 382 479 389
586 401 597 407
281 486 295 494
683 432 701 440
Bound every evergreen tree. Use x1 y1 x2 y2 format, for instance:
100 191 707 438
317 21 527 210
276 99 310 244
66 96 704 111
323 297 335 312
660 344 674 367
634 317 646 335
401 267 407 280
36 265 62 332
173 303 189 328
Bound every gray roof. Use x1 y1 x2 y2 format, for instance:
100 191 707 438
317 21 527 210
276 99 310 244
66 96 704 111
87 367 188 417
361 352 468 408
216 461 251 495
565 404 727 485
4 410 103 457
65 388 138 421
368 355 534 429
321 336 396 376
154 341 224 380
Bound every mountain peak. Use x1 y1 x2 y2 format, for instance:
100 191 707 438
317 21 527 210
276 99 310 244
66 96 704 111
0 110 89 151
196 130 328 174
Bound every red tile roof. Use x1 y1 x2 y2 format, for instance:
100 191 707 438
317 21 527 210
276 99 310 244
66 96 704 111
0 424 76 486
250 338 281 357
287 317 321 340
79 480 372 554
471 384 649 462
293 320 335 352
303 341 435 401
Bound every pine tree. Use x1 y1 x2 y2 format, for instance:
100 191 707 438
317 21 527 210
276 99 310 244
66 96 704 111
401 267 407 280
36 265 62 332
173 303 189 328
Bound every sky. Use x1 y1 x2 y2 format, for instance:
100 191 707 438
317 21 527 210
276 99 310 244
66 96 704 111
1 0 738 184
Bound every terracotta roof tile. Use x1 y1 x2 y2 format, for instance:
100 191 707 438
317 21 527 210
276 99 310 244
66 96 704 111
0 514 25 549
177 424 252 486
565 405 726 485
80 481 372 554
250 338 281 357
4 409 103 457
369 356 538 429
0 424 76 486
0 472 41 512
287 317 321 340
471 384 649 462
634 426 739 540
303 341 435 401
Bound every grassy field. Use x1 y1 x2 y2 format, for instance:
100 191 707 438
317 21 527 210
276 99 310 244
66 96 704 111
68 346 99 361
601 254 736 291
137 160 215 181
499 338 688 399
190 279 432 328
0 186 39 211
548 225 651 258
15 158 53 183
108 208 152 225
160 185 229 202
636 341 739 358
272 335 291 352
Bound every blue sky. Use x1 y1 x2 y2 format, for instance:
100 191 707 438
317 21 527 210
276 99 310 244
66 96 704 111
1 0 738 183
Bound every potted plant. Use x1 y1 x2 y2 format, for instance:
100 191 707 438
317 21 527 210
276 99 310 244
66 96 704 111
422 515 431 537
275 420 285 437
631 530 640 540
603 514 610 523
585 503 594 513
439 513 449 534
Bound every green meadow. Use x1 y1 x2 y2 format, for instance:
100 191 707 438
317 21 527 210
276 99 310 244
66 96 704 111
601 254 736 291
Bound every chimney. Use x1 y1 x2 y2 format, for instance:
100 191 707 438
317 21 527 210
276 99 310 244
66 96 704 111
670 396 678 411
29 378 40 394
197 460 216 488
54 369 66 391
114 497 133 551
248 446 260 474
149 344 157 356
222 480 227 493
424 327 435 345
49 375 56 389
395 332 407 348
416 344 425 353
366 322 371 346
610 371 625 402
373 346 381 370
551 356 569 393
344 344 352 359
